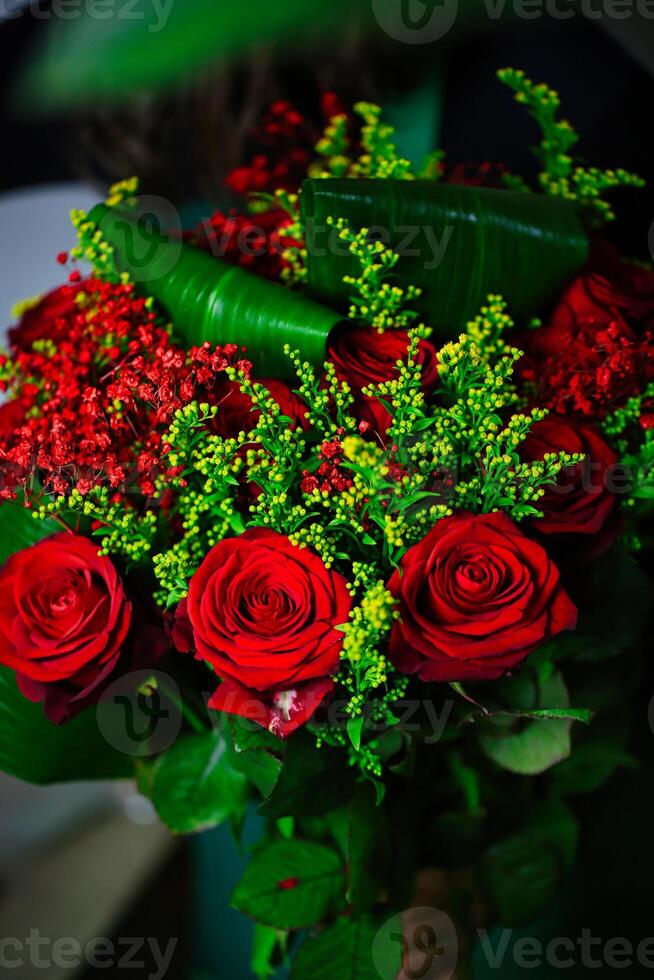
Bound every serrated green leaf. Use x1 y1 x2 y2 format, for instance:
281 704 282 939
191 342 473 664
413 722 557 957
149 730 248 833
291 916 400 980
88 204 342 379
259 729 355 819
303 178 588 338
231 840 345 928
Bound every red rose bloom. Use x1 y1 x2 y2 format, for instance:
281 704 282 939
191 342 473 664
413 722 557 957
212 378 310 437
552 240 654 333
388 512 577 683
327 326 439 434
180 529 351 735
9 282 84 350
0 533 132 722
519 416 618 537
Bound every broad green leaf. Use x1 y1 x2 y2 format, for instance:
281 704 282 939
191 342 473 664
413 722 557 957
480 800 577 927
291 916 400 980
259 729 355 819
231 748 282 799
0 503 131 784
231 840 345 928
478 672 574 775
149 730 248 833
0 501 60 563
302 178 588 337
88 203 342 379
0 665 132 784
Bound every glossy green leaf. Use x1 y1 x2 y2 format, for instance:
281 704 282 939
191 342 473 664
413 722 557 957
231 839 345 928
148 730 249 833
259 729 355 819
0 503 131 784
478 672 574 775
302 178 588 337
291 916 400 980
88 203 342 379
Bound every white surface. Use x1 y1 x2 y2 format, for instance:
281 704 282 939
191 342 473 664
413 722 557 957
0 182 98 336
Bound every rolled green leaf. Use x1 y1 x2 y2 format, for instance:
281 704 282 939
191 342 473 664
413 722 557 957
302 179 589 337
88 203 343 379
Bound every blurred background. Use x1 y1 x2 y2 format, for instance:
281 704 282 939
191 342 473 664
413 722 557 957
2 3 654 977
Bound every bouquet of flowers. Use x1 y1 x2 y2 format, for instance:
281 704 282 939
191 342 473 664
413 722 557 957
1 69 653 979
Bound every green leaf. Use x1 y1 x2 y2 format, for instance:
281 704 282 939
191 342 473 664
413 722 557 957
291 916 400 980
0 666 132 784
0 501 61 564
231 840 345 928
480 800 577 927
259 729 355 819
231 748 282 799
148 730 248 833
478 672 573 775
347 715 365 751
0 503 131 784
251 924 286 980
302 178 588 337
551 737 638 797
88 204 342 379
18 0 375 111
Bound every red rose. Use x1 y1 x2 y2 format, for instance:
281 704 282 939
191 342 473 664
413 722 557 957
519 416 619 537
212 378 310 437
0 533 132 722
327 326 439 434
9 282 84 350
388 512 577 683
179 529 351 734
552 240 654 333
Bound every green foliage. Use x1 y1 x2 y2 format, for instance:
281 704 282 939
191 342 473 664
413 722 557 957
87 203 342 380
259 730 355 819
301 177 588 337
145 729 249 833
480 800 578 927
477 672 578 775
290 916 400 980
498 68 644 224
231 839 345 928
